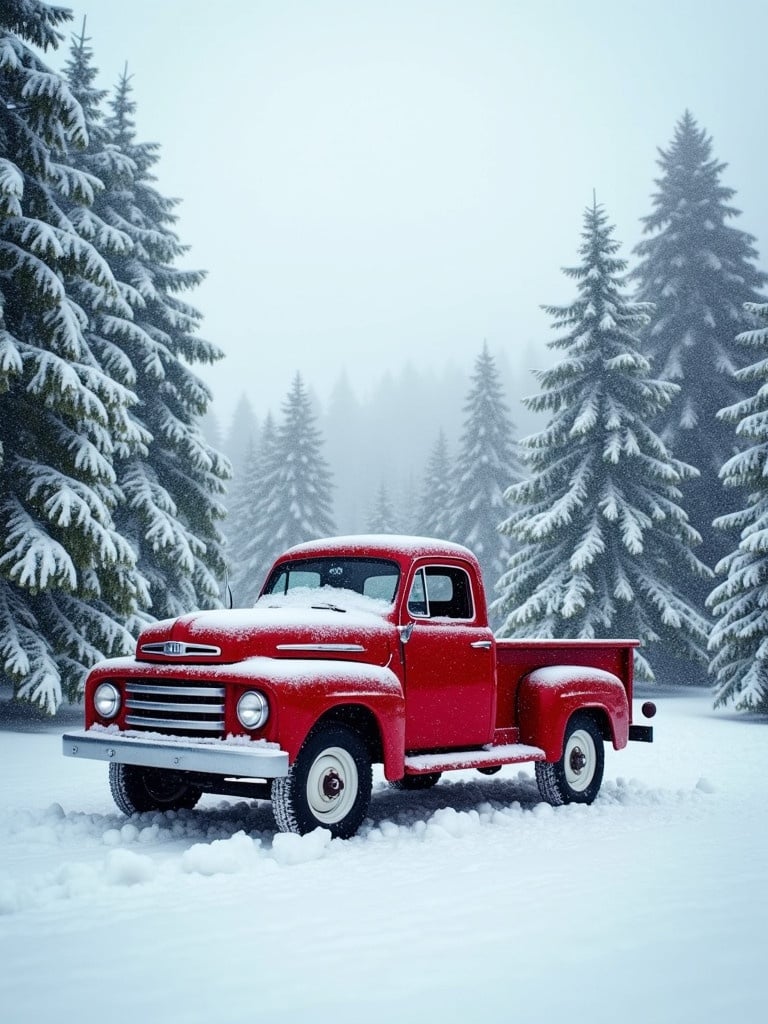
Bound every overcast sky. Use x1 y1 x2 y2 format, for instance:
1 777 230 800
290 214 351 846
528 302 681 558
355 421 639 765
52 0 768 424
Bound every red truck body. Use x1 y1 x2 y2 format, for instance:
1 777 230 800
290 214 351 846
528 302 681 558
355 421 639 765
63 536 654 837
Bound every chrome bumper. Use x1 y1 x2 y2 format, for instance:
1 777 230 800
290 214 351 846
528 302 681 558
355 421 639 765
62 730 289 778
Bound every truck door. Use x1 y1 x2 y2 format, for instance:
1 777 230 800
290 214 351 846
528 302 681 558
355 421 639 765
402 563 496 750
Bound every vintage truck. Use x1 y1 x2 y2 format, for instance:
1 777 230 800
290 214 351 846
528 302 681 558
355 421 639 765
63 535 656 838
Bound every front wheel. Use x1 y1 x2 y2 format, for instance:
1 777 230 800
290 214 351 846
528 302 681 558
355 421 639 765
271 725 372 839
109 763 203 815
535 713 604 806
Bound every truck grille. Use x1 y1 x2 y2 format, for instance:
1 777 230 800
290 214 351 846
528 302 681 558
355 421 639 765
125 680 226 736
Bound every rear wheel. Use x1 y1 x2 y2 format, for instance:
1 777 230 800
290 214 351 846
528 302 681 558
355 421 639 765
535 713 604 806
271 725 372 839
109 763 203 815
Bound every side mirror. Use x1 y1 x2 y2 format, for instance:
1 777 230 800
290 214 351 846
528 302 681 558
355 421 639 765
398 622 414 645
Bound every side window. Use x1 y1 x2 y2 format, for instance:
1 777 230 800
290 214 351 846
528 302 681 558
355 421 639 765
424 566 474 620
407 566 474 620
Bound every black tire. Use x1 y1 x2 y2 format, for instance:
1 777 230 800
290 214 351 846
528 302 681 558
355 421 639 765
389 772 442 791
109 763 203 815
535 712 604 806
271 724 372 839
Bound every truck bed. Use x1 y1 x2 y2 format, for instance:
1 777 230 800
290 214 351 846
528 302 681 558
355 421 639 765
494 638 638 733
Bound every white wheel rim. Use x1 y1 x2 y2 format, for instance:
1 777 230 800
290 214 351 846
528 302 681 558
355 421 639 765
306 746 358 825
564 729 596 792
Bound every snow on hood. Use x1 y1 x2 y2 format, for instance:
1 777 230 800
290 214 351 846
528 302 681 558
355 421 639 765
136 589 395 666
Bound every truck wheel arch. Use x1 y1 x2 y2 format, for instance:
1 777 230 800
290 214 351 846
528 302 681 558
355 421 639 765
516 666 629 761
287 702 405 782
311 704 383 762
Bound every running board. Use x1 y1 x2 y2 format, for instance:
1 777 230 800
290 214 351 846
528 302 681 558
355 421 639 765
404 743 546 775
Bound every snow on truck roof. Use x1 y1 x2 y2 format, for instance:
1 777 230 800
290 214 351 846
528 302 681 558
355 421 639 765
280 535 478 561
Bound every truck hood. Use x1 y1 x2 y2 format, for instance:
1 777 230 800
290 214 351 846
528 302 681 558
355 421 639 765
136 605 396 668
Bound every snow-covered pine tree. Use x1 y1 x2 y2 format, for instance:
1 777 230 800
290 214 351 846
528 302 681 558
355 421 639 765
96 69 230 620
323 371 362 533
223 393 259 479
227 413 278 605
494 198 711 683
415 429 452 538
254 374 335 567
0 3 142 710
708 303 768 711
632 111 768 578
448 343 522 616
367 480 399 533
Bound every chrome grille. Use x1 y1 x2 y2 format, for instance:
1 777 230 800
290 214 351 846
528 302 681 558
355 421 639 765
125 680 225 735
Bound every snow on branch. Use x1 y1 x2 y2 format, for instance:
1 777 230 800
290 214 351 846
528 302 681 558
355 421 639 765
0 159 24 217
0 497 77 592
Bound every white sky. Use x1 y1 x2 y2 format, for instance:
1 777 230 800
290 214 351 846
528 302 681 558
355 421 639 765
54 0 768 421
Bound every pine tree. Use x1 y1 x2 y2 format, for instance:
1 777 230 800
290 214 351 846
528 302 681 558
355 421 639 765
415 430 452 538
448 343 522 611
632 111 768 575
228 413 278 604
223 392 259 479
97 69 230 620
0 3 141 709
254 374 335 569
367 480 399 533
495 199 711 682
708 303 768 711
323 371 362 533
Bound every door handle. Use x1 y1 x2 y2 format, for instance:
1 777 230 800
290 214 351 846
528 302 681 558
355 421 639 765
470 640 493 649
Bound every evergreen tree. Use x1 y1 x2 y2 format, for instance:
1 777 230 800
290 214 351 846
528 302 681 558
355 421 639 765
0 3 140 709
254 374 335 568
367 480 399 533
323 371 362 533
632 111 768 575
708 303 768 711
223 392 259 478
448 343 522 610
97 69 230 620
228 413 278 604
415 429 452 538
495 199 710 682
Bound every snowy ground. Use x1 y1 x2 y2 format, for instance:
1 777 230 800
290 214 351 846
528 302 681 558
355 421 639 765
0 690 765 1024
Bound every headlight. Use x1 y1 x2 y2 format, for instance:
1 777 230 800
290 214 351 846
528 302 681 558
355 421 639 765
94 682 121 719
237 690 269 730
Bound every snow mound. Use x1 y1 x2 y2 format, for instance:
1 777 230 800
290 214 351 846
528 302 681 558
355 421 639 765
271 827 332 865
182 830 263 875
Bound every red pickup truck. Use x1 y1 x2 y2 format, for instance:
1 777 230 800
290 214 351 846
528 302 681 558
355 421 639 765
63 536 655 838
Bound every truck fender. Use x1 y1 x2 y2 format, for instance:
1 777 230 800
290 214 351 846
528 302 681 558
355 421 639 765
260 663 406 781
516 665 630 761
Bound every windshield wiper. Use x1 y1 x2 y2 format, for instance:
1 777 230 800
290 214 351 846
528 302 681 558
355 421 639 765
311 603 347 613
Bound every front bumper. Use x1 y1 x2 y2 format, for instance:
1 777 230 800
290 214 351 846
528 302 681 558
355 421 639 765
62 730 289 778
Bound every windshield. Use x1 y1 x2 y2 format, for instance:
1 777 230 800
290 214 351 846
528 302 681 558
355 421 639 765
262 557 400 605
